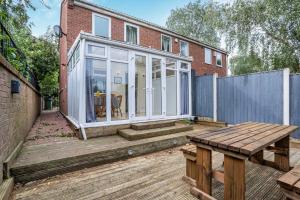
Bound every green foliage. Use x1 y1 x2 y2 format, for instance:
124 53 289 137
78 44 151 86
0 0 59 99
40 70 58 97
224 0 300 73
166 0 223 47
230 50 264 75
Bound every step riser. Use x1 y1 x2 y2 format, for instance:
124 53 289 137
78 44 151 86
131 121 176 130
119 126 193 141
196 121 227 128
11 136 189 183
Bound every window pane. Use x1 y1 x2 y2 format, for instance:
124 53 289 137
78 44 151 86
180 62 188 69
94 16 109 38
166 69 177 116
216 53 222 66
110 48 128 61
162 35 171 52
87 45 105 56
135 55 147 117
111 62 129 121
152 58 162 116
180 41 188 56
126 25 138 44
86 59 107 123
180 71 189 115
205 48 212 64
166 58 177 69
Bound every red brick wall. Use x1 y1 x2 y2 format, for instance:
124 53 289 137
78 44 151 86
59 0 227 113
59 0 68 114
0 55 41 184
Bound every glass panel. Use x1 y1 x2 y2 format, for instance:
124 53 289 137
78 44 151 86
180 71 189 115
87 44 105 56
152 58 162 116
205 48 212 64
126 25 138 44
135 55 147 117
166 69 177 116
166 58 177 69
180 62 188 69
110 48 128 61
86 58 107 123
180 41 188 56
111 62 129 121
162 35 171 52
94 16 109 38
216 53 222 66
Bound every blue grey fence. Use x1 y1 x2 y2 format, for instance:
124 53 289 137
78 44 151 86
290 74 300 138
193 70 300 138
217 71 283 124
193 74 214 118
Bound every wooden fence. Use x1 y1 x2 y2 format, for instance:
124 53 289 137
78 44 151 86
193 69 300 138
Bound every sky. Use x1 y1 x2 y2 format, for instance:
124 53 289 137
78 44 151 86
28 0 196 37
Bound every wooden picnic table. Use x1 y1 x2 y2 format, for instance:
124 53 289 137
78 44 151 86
188 122 299 200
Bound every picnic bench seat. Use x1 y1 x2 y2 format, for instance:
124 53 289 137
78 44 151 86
277 166 300 200
180 144 197 183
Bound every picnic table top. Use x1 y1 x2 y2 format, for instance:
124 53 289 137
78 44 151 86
189 122 298 158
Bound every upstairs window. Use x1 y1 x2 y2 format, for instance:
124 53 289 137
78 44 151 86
180 41 189 57
125 23 139 44
205 48 212 64
93 13 111 38
216 52 222 66
161 35 171 52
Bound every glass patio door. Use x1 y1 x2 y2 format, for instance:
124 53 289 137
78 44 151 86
131 52 150 120
150 55 165 119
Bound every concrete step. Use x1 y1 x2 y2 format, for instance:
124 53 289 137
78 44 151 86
131 120 176 130
10 131 196 183
119 124 193 141
196 120 227 128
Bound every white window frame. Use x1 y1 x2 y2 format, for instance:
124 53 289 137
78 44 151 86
161 34 172 53
205 48 212 64
216 52 222 67
92 13 111 38
85 42 107 58
124 22 140 45
180 40 189 57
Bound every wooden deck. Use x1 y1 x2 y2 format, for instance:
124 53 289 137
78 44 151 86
11 124 217 183
11 147 300 200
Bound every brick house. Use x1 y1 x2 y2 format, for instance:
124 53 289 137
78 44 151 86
59 0 227 132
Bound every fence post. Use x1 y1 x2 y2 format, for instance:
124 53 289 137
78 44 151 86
283 68 290 125
213 73 218 122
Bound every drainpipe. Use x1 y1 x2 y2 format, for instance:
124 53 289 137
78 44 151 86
79 124 87 140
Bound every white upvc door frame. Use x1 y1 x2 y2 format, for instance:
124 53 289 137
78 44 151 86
149 54 166 120
130 51 150 121
177 61 192 118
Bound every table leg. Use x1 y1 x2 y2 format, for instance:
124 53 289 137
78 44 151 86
275 136 290 172
249 150 264 164
224 155 245 200
196 146 212 195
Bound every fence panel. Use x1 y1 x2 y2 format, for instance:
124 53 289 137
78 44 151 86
217 71 283 124
290 74 300 138
193 75 214 118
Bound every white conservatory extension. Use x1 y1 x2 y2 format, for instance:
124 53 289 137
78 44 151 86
67 32 192 128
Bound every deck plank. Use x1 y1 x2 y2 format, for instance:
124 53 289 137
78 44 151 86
12 147 300 200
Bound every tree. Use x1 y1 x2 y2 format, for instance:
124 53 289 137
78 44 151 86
230 50 264 75
166 0 223 47
0 0 59 102
224 0 300 73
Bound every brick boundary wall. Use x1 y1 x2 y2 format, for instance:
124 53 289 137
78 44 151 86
0 55 41 184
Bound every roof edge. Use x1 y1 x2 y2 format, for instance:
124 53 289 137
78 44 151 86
74 0 228 54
